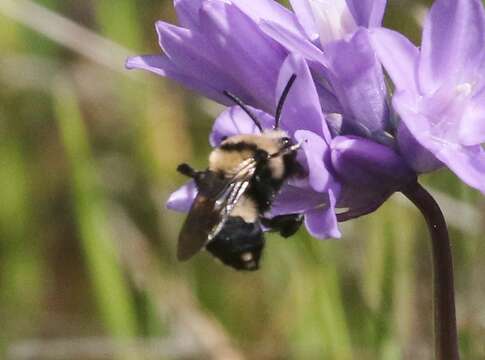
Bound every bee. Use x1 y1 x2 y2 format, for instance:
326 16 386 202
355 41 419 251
176 75 304 271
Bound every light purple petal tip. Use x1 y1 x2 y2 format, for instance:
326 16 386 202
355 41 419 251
126 54 230 104
394 93 485 194
437 146 485 195
166 181 197 212
295 130 330 192
304 189 341 239
419 0 485 94
126 55 168 75
288 0 319 40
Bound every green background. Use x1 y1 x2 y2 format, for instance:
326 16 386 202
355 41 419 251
1 0 484 359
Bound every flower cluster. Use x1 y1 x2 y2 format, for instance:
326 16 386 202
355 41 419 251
127 0 485 239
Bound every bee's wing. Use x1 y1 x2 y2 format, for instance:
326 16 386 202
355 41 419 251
177 160 257 261
177 190 224 261
208 179 251 240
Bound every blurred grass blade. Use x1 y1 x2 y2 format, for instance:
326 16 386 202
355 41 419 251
94 0 143 50
53 76 138 340
0 127 43 356
0 0 132 73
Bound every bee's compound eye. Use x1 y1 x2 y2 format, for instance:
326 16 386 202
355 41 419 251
280 137 291 147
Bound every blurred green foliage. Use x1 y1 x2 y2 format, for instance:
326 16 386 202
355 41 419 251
1 0 485 359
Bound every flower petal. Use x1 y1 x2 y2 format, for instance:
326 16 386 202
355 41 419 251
315 81 343 114
459 89 485 145
304 188 341 239
125 55 229 104
346 0 387 28
198 1 286 113
330 135 415 190
324 29 390 134
336 185 390 221
232 0 303 35
288 0 320 40
419 0 485 95
305 0 357 46
436 145 485 195
166 181 197 212
277 54 330 138
174 0 203 29
369 28 419 94
260 20 328 66
396 122 443 173
394 93 485 194
295 130 330 192
138 2 288 113
270 183 327 216
209 106 275 146
156 22 247 98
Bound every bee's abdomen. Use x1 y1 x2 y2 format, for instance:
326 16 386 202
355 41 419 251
206 216 264 271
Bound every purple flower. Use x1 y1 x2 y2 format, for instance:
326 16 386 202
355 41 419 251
126 0 390 137
254 0 417 218
126 2 463 347
260 0 391 137
331 136 415 220
126 0 297 114
168 54 341 239
166 53 416 235
371 0 485 193
129 0 416 236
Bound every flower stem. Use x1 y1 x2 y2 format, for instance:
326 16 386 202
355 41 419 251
401 182 459 360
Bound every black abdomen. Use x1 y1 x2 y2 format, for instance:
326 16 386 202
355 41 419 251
206 216 264 271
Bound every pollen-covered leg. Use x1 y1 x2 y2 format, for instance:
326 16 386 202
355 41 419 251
262 213 303 238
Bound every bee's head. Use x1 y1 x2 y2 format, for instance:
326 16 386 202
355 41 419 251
251 129 298 156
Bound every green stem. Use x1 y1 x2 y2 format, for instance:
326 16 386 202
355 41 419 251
401 182 459 360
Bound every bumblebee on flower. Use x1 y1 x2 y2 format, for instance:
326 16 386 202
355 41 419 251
127 0 485 357
127 0 418 250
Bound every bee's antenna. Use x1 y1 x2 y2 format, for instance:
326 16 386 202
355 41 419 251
223 90 264 133
274 74 297 129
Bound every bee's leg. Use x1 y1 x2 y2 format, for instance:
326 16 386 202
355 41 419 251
177 163 198 178
261 214 303 238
